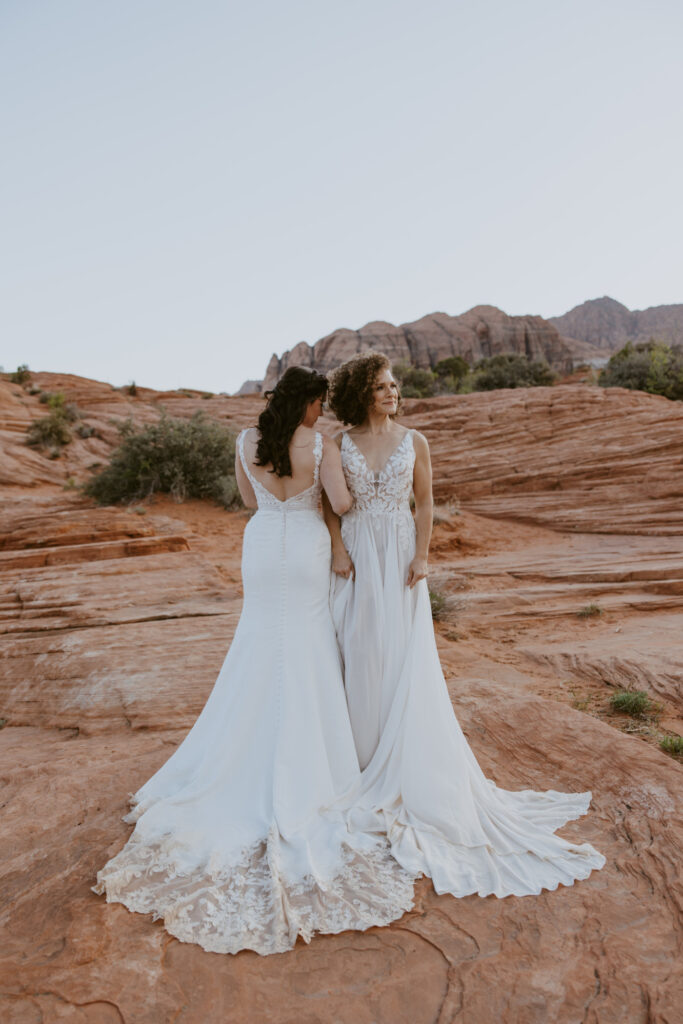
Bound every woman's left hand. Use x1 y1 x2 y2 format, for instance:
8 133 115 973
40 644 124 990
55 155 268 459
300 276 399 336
406 557 428 589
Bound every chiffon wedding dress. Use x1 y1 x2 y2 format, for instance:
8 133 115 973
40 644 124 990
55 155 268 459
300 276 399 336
332 429 606 898
94 430 415 955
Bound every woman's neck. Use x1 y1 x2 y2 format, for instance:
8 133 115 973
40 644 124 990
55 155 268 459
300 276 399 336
362 411 393 434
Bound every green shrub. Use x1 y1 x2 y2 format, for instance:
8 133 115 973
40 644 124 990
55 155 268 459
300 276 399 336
429 588 447 620
126 381 138 396
577 604 602 618
10 364 31 385
393 362 438 399
26 392 80 451
609 690 651 716
659 735 683 756
27 416 73 449
84 412 242 508
46 392 79 421
598 340 683 400
472 353 555 391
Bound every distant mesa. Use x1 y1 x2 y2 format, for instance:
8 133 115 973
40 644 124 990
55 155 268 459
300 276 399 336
240 297 683 394
549 296 683 352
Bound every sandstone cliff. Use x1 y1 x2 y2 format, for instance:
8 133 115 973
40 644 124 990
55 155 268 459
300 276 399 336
262 305 577 390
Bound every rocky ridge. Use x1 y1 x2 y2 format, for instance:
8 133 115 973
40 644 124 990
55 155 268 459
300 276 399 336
549 296 683 352
241 296 683 395
257 305 578 392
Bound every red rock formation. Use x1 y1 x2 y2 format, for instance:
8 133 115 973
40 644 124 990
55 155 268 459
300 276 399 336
262 305 577 390
401 384 683 534
1 371 682 1022
550 296 683 352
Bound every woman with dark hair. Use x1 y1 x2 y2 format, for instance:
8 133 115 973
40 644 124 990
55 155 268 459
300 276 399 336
325 352 605 901
94 366 415 955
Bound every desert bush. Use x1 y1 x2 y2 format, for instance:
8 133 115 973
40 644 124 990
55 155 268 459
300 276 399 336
126 381 138 397
598 340 683 401
27 415 73 449
577 604 602 618
26 394 79 450
609 690 651 716
84 412 242 508
45 392 79 421
393 362 438 398
429 587 447 620
472 353 555 391
10 364 31 385
659 735 683 756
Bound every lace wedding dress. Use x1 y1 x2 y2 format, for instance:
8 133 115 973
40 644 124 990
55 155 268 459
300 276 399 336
94 431 415 955
331 429 606 898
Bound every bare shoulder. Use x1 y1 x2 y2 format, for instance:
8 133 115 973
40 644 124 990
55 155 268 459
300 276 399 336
410 429 430 454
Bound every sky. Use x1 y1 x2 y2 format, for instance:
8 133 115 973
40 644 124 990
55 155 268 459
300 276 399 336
2 0 682 393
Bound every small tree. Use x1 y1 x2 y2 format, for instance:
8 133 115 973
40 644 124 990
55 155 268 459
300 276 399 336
434 356 469 383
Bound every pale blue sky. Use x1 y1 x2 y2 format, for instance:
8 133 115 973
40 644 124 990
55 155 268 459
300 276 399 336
2 0 682 392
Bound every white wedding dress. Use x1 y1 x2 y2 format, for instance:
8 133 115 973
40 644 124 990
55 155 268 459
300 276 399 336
94 431 415 955
332 429 606 897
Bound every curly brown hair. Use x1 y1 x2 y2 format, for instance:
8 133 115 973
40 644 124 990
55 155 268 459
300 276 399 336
328 351 402 426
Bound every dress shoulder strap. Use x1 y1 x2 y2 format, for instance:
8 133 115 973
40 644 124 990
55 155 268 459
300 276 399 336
237 428 259 489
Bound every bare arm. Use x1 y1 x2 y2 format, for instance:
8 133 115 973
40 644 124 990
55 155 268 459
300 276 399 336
320 436 353 516
407 431 433 588
322 492 354 579
321 434 354 579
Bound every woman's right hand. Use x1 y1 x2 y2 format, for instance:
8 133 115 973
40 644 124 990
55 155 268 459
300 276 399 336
332 545 355 580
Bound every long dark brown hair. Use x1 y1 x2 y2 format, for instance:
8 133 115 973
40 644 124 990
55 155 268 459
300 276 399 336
256 366 328 477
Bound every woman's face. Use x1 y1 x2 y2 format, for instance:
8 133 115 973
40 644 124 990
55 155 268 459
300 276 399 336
302 395 324 427
370 367 399 417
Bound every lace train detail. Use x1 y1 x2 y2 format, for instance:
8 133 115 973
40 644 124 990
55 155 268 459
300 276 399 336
93 821 416 955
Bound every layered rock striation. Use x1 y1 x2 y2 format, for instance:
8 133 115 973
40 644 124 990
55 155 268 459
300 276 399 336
1 371 682 1022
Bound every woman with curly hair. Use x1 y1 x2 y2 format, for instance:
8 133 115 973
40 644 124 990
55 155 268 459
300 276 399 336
325 352 605 901
94 366 416 956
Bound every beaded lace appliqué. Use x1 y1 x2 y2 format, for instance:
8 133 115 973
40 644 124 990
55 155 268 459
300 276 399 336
341 431 416 550
93 817 415 955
